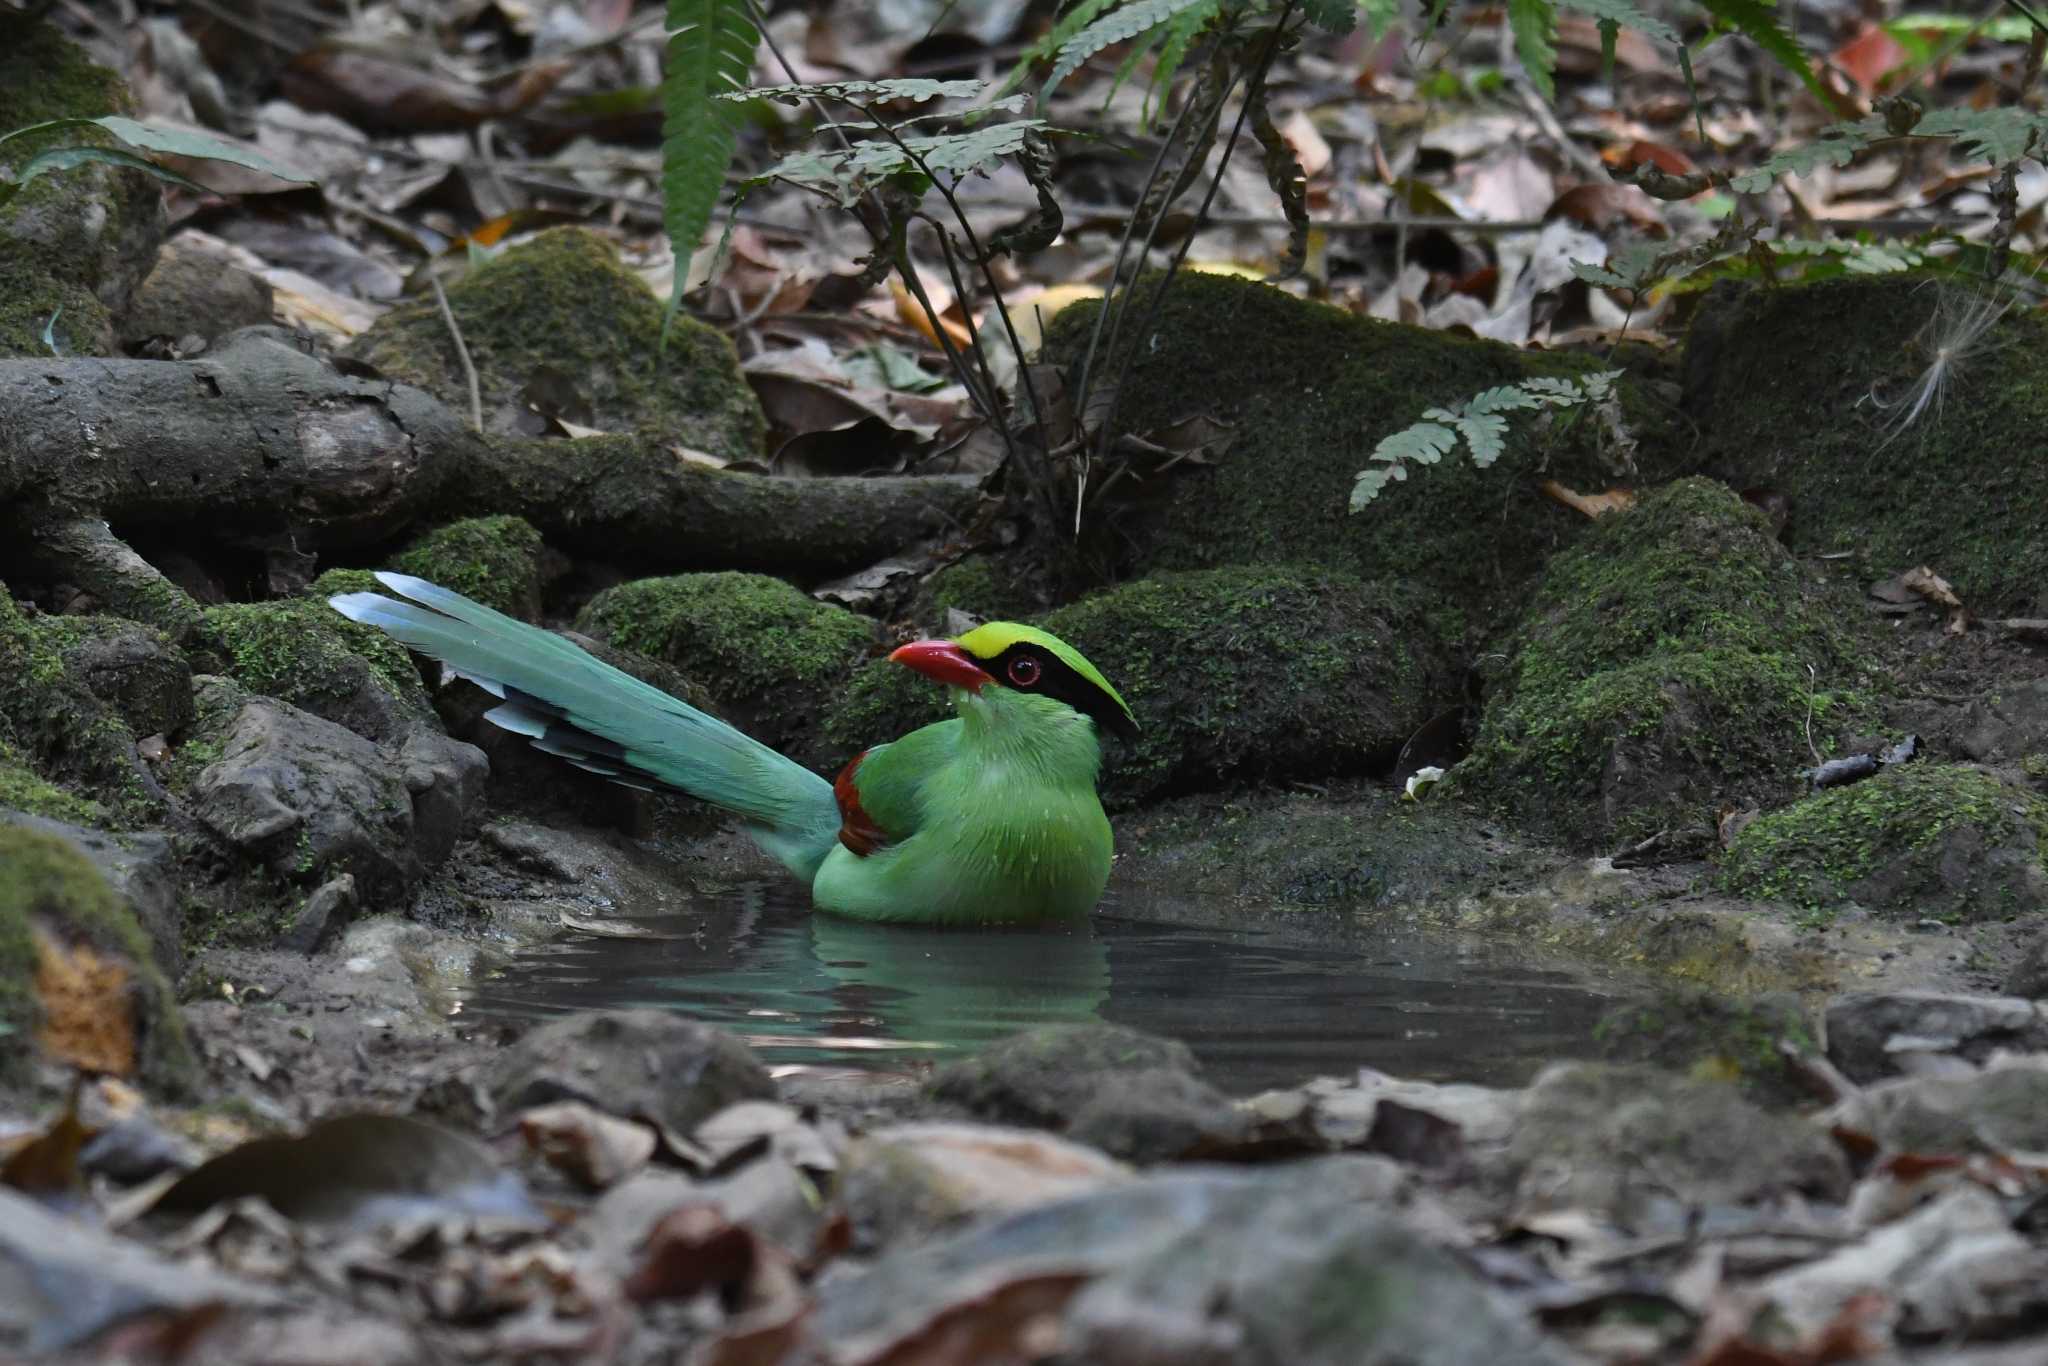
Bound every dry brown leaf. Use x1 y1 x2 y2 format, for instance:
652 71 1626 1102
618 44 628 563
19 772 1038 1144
519 1103 658 1190
890 277 973 350
1539 480 1637 520
1277 109 1332 179
34 928 136 1077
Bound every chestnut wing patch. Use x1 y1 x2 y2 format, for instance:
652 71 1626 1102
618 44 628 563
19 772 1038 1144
834 750 892 857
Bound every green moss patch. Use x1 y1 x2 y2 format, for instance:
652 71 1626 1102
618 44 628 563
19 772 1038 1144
577 572 874 760
345 227 764 458
0 586 158 823
1455 478 1878 847
1720 763 2048 923
1687 276 2048 614
0 825 192 1086
389 515 546 619
198 600 434 741
1594 990 1816 1108
1039 272 1684 637
0 21 160 358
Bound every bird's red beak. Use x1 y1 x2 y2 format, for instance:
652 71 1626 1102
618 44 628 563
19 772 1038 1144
889 639 993 692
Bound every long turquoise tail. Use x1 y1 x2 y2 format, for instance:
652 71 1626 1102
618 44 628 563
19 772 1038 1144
329 573 841 879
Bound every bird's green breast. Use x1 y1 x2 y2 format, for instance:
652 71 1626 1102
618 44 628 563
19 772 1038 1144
810 689 1114 925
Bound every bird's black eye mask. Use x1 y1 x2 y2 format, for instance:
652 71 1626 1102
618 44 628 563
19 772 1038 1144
975 641 1141 744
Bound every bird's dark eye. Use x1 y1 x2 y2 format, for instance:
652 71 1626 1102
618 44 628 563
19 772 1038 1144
1008 655 1041 687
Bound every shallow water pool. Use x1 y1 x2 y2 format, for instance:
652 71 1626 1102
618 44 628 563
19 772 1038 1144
458 885 1623 1093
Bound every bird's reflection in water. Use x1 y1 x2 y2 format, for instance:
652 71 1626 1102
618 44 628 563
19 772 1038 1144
461 883 1619 1092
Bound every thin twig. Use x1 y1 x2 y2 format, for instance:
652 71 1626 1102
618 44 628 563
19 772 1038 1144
1803 664 1823 765
430 274 483 434
1088 8 1299 511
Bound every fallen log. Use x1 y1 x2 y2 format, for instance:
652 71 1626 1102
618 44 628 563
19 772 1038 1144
0 328 987 585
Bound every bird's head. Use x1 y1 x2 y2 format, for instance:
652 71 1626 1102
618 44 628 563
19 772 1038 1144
890 622 1139 743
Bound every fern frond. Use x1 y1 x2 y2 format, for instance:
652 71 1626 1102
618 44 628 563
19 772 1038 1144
1727 115 1884 193
1555 0 1677 46
1915 106 2047 164
1696 0 1831 103
750 122 1053 205
1146 0 1218 124
736 78 989 105
1300 0 1357 34
1507 0 1560 101
1047 0 1215 94
1452 412 1512 465
663 0 758 291
1374 421 1458 466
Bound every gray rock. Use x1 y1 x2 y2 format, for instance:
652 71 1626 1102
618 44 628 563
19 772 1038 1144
1960 678 2048 762
928 1022 1201 1129
58 624 194 738
0 1187 277 1353
807 1160 1510 1363
1826 990 2048 1083
119 232 275 348
1495 1062 1850 1223
396 731 488 867
1065 1193 1571 1366
483 1009 775 1135
1067 1066 1252 1163
2008 929 2048 999
190 690 415 906
0 809 182 979
1827 1056 2048 1155
839 1122 1129 1247
186 682 484 912
282 873 357 953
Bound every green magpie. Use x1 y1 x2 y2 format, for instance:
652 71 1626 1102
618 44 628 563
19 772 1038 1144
329 574 1138 925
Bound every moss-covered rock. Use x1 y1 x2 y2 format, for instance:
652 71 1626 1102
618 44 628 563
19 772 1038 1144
197 599 436 744
345 227 764 458
1040 272 1681 636
34 616 193 739
576 572 875 760
1720 763 2048 923
1114 789 1519 907
1593 990 1816 1108
390 515 546 619
823 564 1455 807
0 588 159 823
0 825 191 1087
1686 276 2048 614
915 554 1038 628
0 739 104 825
0 19 165 357
1454 478 1878 847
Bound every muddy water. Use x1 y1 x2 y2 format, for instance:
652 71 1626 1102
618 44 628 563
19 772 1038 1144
459 885 1624 1093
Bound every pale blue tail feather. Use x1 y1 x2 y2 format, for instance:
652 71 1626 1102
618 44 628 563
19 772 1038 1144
330 573 840 879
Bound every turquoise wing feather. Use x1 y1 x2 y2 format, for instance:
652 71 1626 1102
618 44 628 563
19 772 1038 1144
330 573 841 879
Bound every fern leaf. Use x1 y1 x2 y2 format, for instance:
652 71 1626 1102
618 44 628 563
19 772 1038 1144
1555 0 1676 47
1915 106 2047 165
663 0 758 286
1507 0 1560 101
1454 412 1511 466
1374 421 1458 466
1350 465 1407 511
1727 114 1884 193
1146 0 1217 124
1047 0 1214 94
1300 0 1356 34
1695 0 1830 103
1466 385 1547 416
1357 0 1402 37
1519 376 1592 405
734 78 988 105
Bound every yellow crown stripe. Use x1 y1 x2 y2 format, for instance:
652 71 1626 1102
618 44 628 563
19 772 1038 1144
955 621 1136 729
